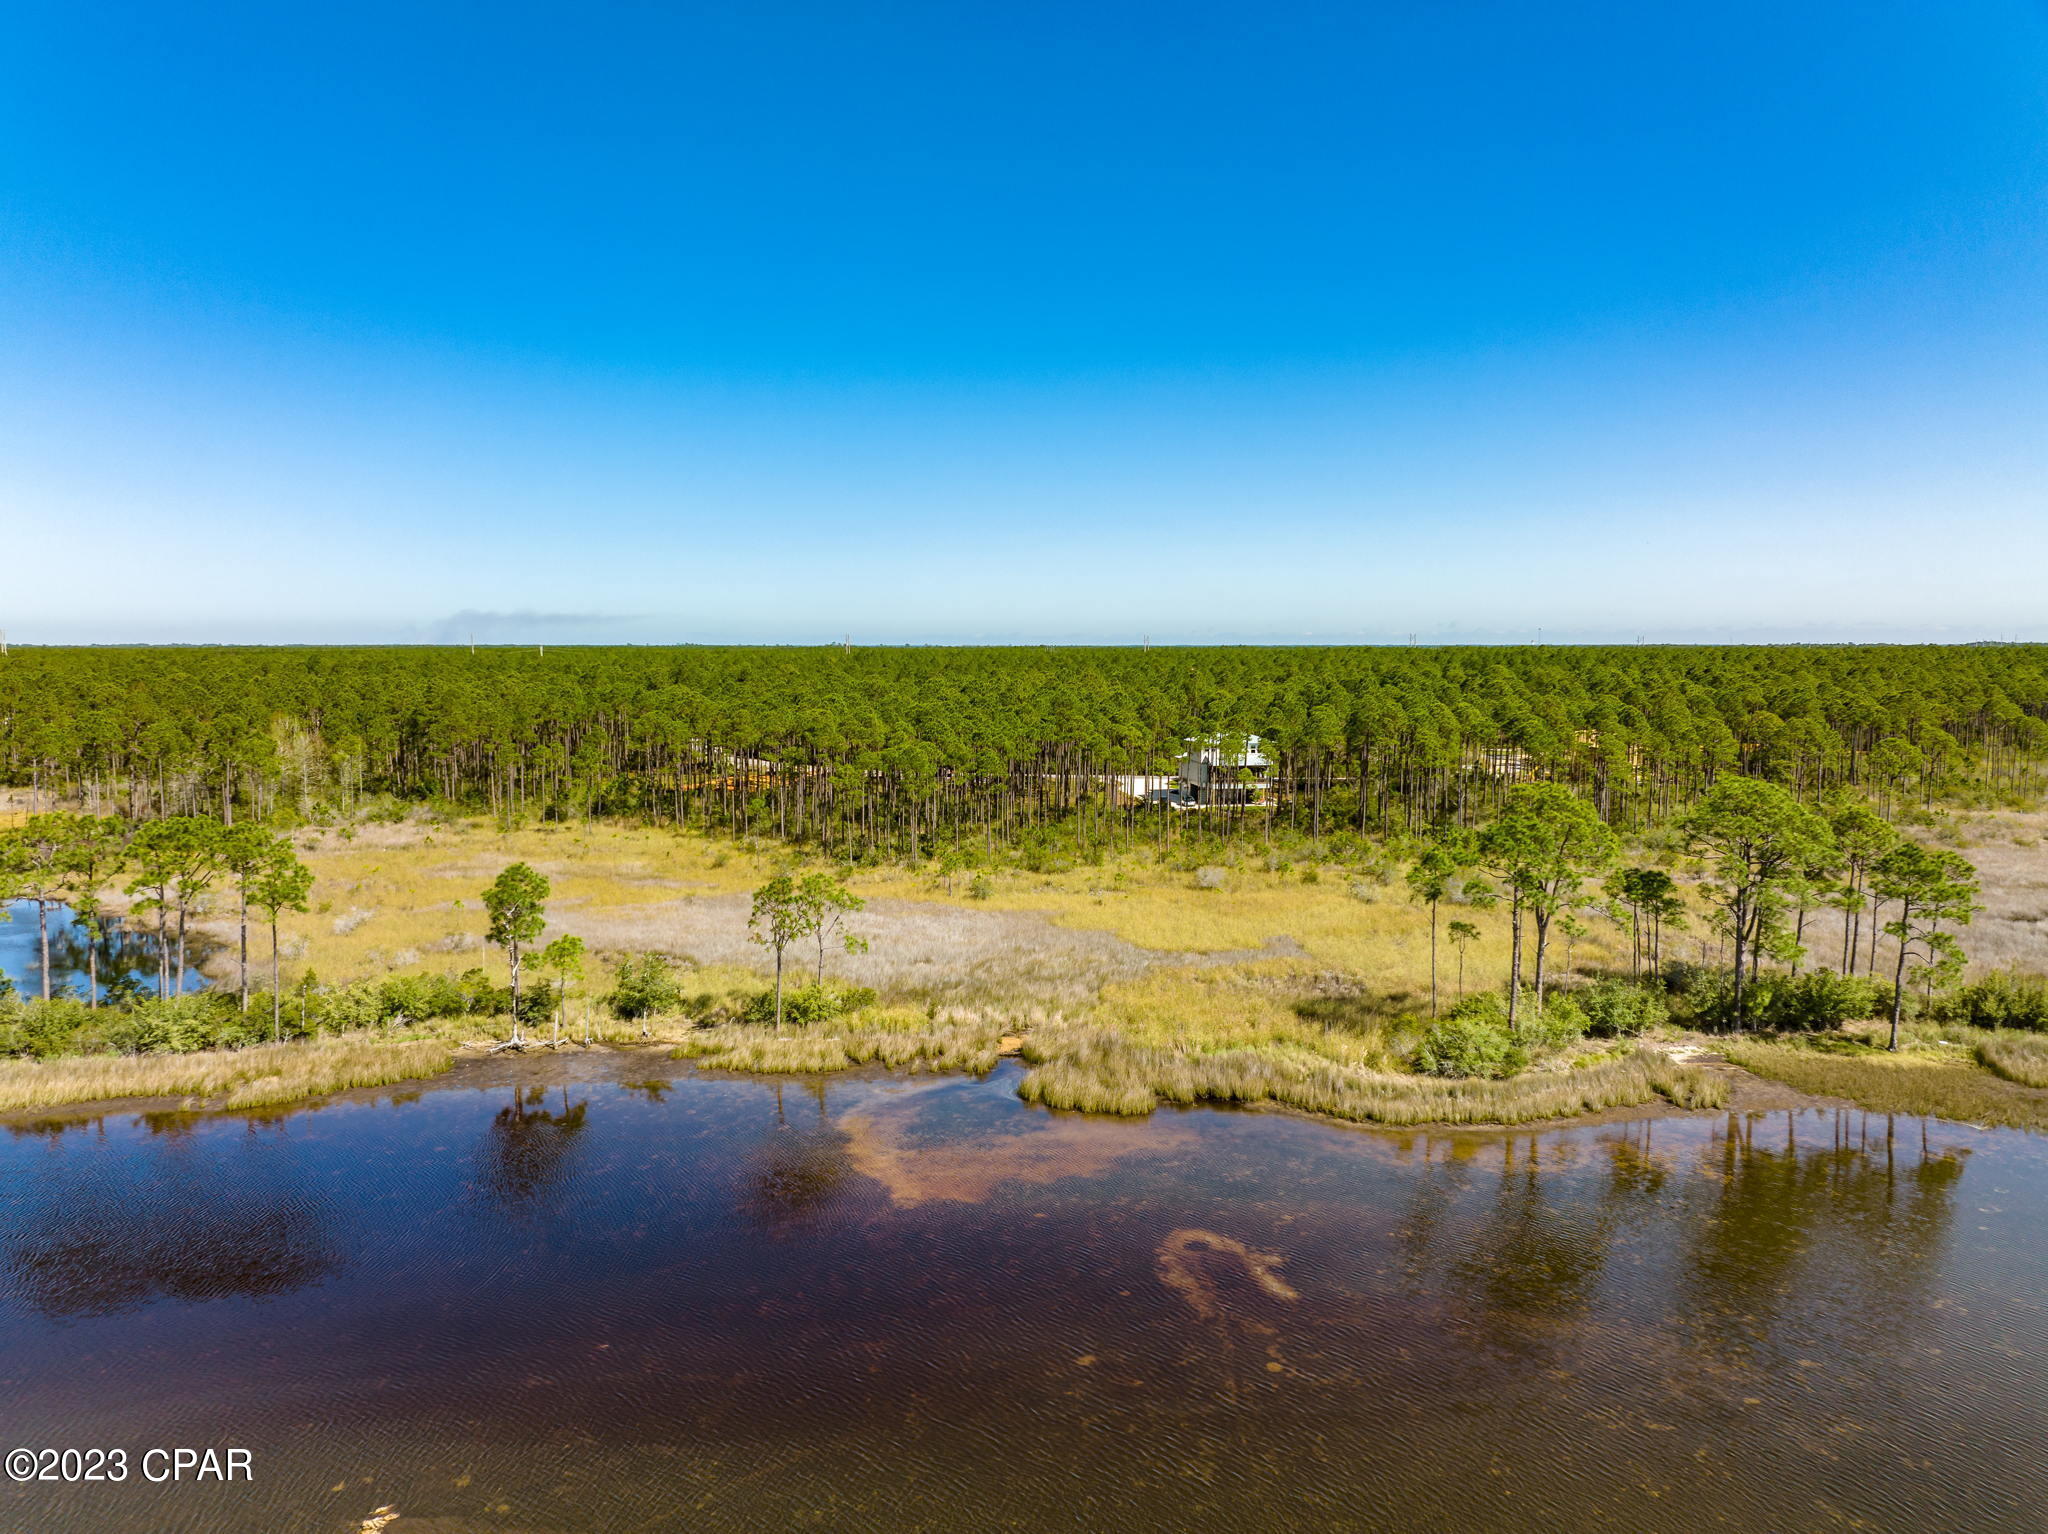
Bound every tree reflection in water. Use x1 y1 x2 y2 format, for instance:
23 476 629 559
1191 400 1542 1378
740 1080 855 1234
0 1118 339 1318
1389 1110 1967 1376
1447 1134 1642 1339
0 899 191 1000
477 1085 590 1213
1677 1109 1965 1373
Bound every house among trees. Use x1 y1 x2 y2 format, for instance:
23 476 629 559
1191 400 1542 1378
1467 744 1534 781
1172 735 1272 807
1109 737 1271 808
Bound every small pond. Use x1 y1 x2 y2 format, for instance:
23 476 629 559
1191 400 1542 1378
0 900 211 1001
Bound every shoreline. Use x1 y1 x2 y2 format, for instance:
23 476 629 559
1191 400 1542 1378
0 1036 1857 1137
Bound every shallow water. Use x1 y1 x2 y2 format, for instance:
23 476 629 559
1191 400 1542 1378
0 899 209 1000
2 1057 2045 1533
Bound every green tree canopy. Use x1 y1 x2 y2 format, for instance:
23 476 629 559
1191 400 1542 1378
1679 777 1836 1027
483 862 552 1043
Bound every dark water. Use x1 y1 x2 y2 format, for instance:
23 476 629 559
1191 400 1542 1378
2 1057 2045 1534
0 899 209 1000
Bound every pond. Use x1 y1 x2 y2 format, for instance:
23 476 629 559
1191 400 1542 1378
0 900 211 1001
1 1056 2044 1533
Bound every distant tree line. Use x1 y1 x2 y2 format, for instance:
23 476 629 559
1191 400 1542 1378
3 644 2044 856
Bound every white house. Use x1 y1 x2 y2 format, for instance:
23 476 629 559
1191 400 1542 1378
1173 735 1271 807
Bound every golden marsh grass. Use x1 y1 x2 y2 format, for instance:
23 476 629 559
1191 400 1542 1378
0 1036 453 1112
248 816 1608 1010
1975 1033 2048 1089
674 1006 1004 1075
1724 1038 2048 1131
1015 1036 1725 1125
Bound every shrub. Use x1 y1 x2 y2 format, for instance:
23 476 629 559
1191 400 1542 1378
87 1008 171 1056
608 953 686 1019
0 998 92 1059
1412 1015 1528 1080
739 983 877 1027
1769 972 1888 1032
452 967 508 1015
1577 979 1669 1038
147 994 264 1053
1934 969 2048 1031
1681 969 1886 1032
1524 994 1589 1048
320 981 388 1033
1443 991 1509 1027
966 874 994 900
378 971 474 1021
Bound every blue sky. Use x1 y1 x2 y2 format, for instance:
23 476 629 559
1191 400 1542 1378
4 0 2045 644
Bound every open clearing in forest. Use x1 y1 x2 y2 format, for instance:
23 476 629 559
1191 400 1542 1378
1947 810 2048 973
193 814 1588 1007
177 809 2048 1017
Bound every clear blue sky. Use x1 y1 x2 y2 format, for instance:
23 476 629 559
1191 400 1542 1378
5 1 2045 644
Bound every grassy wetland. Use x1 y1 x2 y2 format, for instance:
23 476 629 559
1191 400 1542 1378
4 806 1739 1126
0 1035 451 1114
4 644 2048 1135
1724 1027 2048 1133
7 793 2048 1131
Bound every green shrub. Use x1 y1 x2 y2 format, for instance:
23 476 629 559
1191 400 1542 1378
1776 972 1887 1031
1681 969 1886 1032
1577 979 1669 1038
608 953 685 1019
377 971 490 1021
66 994 266 1055
967 874 994 900
0 998 93 1059
320 981 388 1033
86 1008 171 1056
739 983 877 1026
1935 969 2048 1031
1412 1014 1528 1080
1443 991 1509 1026
1525 994 1589 1048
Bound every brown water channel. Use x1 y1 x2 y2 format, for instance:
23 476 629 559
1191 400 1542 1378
1 1055 2044 1533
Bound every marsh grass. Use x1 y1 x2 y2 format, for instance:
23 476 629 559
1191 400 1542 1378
0 1036 453 1112
865 857 1607 993
673 1005 1005 1075
1007 970 1728 1124
660 961 1715 1127
1975 1033 2048 1089
1015 1035 1725 1125
1086 964 1412 1071
1725 1037 2048 1131
181 817 786 991
190 815 1633 1033
674 1032 855 1072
